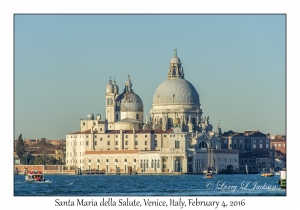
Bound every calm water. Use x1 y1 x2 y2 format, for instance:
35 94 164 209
14 174 286 196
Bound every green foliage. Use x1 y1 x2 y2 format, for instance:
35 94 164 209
47 156 58 165
32 155 44 165
69 165 77 170
16 134 24 159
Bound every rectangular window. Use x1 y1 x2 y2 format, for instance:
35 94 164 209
116 135 118 138
95 141 97 146
86 141 89 146
260 140 262 148
136 114 139 119
100 138 102 141
175 141 180 148
278 144 281 147
116 141 118 145
115 148 118 150
266 140 269 148
94 135 97 138
125 141 128 145
100 128 102 131
283 144 285 147
145 141 147 145
107 135 110 138
126 135 128 138
116 114 118 120
86 135 88 138
253 140 256 148
135 141 138 145
107 141 110 146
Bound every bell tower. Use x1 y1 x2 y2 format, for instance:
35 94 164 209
105 77 117 126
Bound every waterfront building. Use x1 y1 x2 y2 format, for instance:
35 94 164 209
65 50 239 174
221 130 273 173
270 135 286 170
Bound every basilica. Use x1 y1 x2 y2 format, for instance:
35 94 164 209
65 50 239 174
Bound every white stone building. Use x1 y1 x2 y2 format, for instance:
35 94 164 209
66 50 238 174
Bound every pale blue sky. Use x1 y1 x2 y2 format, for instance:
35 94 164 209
14 14 286 140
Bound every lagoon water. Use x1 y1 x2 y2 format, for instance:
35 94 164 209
14 174 285 196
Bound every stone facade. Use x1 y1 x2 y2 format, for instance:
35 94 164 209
66 50 239 174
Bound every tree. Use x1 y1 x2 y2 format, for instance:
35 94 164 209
16 134 24 161
32 155 44 165
47 156 58 165
39 138 48 165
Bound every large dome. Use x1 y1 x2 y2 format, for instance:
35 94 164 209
116 92 143 112
153 78 200 105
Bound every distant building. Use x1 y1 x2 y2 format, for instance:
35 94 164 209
270 135 286 170
221 130 273 173
270 135 286 155
66 50 238 174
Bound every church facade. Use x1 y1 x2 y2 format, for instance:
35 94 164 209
65 50 239 174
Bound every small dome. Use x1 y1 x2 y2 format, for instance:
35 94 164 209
113 80 119 94
153 124 162 130
143 124 151 130
115 92 143 112
106 78 114 94
125 76 132 87
87 113 94 120
170 56 181 64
